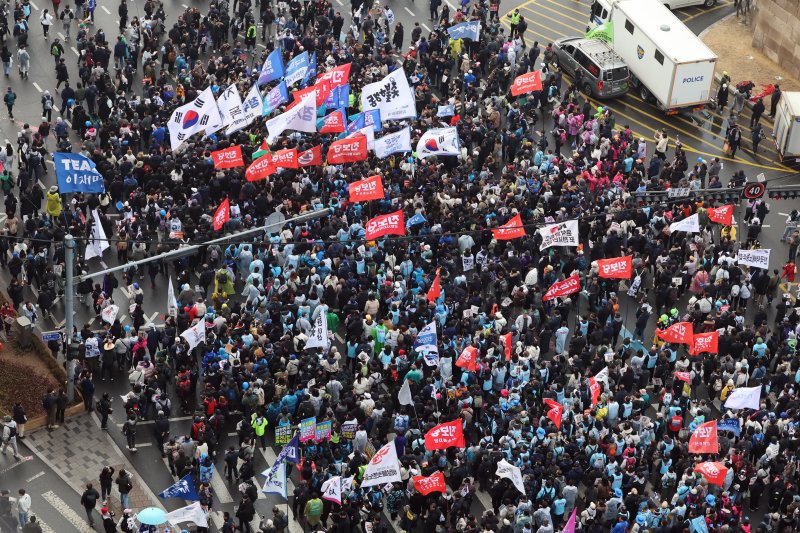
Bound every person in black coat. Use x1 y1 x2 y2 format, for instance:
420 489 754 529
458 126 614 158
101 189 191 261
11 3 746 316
235 495 255 533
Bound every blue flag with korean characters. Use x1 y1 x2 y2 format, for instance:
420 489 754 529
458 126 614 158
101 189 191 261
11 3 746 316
54 153 105 193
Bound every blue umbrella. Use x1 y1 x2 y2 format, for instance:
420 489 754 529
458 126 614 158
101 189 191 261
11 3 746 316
136 507 167 525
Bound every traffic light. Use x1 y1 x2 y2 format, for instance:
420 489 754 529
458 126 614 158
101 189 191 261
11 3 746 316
768 186 800 200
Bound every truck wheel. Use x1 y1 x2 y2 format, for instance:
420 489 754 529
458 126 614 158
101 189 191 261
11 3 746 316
639 85 650 102
583 82 594 97
703 0 716 6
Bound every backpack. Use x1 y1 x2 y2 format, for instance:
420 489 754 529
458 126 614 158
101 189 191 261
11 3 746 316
51 43 60 56
3 423 16 439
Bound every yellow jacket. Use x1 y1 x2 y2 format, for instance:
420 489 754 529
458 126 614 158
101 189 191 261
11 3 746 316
45 191 62 218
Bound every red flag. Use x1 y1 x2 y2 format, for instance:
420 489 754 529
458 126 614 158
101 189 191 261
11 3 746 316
349 175 385 203
298 145 323 167
673 371 692 384
455 346 479 371
412 472 446 496
327 134 368 164
589 377 601 407
213 198 230 231
492 213 526 240
365 210 405 240
501 332 513 361
318 63 352 88
690 331 719 356
287 81 331 109
426 269 441 304
656 322 694 345
597 256 633 279
271 148 299 169
245 152 276 182
694 461 728 486
319 110 346 133
544 398 564 429
543 275 581 301
511 70 543 96
707 204 734 226
424 419 466 450
689 420 719 454
211 145 244 169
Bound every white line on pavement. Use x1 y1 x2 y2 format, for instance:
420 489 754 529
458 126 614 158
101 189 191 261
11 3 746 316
71 47 79 56
422 23 432 32
446 0 456 9
26 471 45 482
101 5 110 14
181 3 188 7
145 311 159 325
335 0 343 4
57 32 65 40
404 6 415 15
209 466 235 503
42 491 96 533
133 441 152 447
29 0 39 9
779 212 789 216
32 82 43 93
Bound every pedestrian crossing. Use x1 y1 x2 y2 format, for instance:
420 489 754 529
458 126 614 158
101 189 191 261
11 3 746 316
261 447 304 533
41 490 95 533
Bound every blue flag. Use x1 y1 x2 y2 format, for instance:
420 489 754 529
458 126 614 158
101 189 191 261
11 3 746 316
364 109 381 132
689 515 709 533
346 112 365 134
406 212 427 228
414 320 438 354
285 51 310 86
258 49 285 86
447 20 481 41
276 434 300 464
54 152 105 193
325 84 350 109
262 80 289 116
158 474 199 501
302 52 317 86
718 418 741 437
437 104 455 117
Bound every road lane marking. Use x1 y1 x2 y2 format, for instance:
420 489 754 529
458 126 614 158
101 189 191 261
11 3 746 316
336 0 343 4
32 82 43 93
404 6 415 16
29 0 39 9
101 5 110 14
26 470 45 482
57 32 65 40
446 0 456 9
421 23 431 32
209 466 235 503
71 47 79 56
42 491 95 533
261 447 304 533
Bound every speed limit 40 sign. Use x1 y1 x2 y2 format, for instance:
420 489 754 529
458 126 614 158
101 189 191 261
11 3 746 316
743 182 765 199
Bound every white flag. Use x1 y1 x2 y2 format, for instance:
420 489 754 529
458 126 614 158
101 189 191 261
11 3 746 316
180 319 206 350
215 84 243 129
305 312 329 350
101 304 119 324
266 94 317 143
361 68 417 121
538 220 579 250
724 385 762 410
167 276 178 317
226 83 264 135
167 87 223 151
361 441 402 488
166 501 209 528
348 126 375 151
321 476 342 505
416 127 461 159
374 126 412 159
736 248 770 269
398 379 414 406
496 459 526 494
261 461 288 499
669 213 700 234
594 366 609 385
85 209 110 260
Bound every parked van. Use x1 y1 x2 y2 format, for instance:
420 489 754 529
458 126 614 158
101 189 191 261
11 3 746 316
553 37 630 98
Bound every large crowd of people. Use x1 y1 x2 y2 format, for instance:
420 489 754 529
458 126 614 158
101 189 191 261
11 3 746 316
1 0 800 531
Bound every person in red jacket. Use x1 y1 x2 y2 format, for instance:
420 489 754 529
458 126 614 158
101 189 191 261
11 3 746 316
781 261 797 283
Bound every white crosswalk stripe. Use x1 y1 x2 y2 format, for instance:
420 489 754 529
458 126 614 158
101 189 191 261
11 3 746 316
42 490 96 533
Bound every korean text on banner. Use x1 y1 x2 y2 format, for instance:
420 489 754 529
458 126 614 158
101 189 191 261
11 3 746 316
327 134 368 164
360 441 402 487
211 146 244 169
543 274 581 301
597 256 632 279
349 175 385 203
492 213 525 240
511 70 543 96
424 420 465 450
364 210 405 240
361 68 416 121
538 220 579 250
374 126 412 158
737 248 770 269
54 153 105 193
299 417 317 442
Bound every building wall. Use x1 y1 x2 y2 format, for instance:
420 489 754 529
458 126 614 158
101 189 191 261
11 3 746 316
751 0 800 79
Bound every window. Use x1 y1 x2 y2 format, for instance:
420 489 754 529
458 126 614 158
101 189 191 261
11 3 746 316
654 50 664 65
625 19 634 34
563 45 575 55
574 50 600 77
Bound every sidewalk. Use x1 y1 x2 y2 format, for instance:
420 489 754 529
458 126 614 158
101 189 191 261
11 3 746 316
23 412 161 516
701 13 800 94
